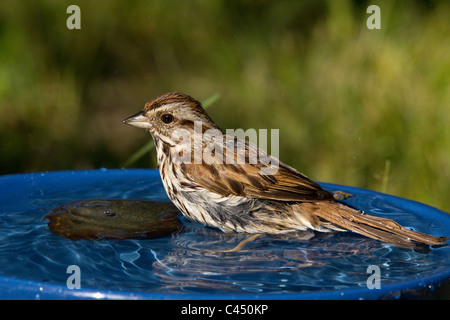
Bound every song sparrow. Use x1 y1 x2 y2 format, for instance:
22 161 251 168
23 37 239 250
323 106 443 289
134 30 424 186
124 92 447 248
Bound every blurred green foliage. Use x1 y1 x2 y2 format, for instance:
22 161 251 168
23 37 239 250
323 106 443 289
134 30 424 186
0 0 449 211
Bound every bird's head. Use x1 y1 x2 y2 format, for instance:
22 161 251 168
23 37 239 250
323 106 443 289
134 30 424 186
123 92 219 144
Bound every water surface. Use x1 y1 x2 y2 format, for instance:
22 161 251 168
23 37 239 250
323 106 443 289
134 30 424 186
0 169 449 298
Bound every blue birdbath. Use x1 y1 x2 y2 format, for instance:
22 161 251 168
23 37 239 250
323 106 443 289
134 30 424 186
0 169 449 299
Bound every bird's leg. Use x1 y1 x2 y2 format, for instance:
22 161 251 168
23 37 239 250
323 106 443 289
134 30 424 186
205 233 262 253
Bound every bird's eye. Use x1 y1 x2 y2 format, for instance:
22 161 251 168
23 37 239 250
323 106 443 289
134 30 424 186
161 113 174 124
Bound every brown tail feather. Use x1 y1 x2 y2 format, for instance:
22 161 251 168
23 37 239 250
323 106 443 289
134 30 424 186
315 201 448 248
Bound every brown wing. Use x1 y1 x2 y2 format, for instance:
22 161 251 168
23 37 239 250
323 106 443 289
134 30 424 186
183 161 333 202
180 134 333 202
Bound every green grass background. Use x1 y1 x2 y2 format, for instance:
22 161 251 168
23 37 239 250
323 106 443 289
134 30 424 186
0 0 449 212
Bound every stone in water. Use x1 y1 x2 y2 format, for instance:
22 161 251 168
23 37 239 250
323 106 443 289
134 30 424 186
44 199 180 240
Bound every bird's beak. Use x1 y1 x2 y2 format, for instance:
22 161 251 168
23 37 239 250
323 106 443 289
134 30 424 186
123 111 152 130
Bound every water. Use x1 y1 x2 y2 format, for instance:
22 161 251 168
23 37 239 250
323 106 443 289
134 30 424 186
0 169 449 298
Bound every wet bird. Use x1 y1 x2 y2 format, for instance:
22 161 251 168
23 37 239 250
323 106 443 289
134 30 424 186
123 92 447 248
